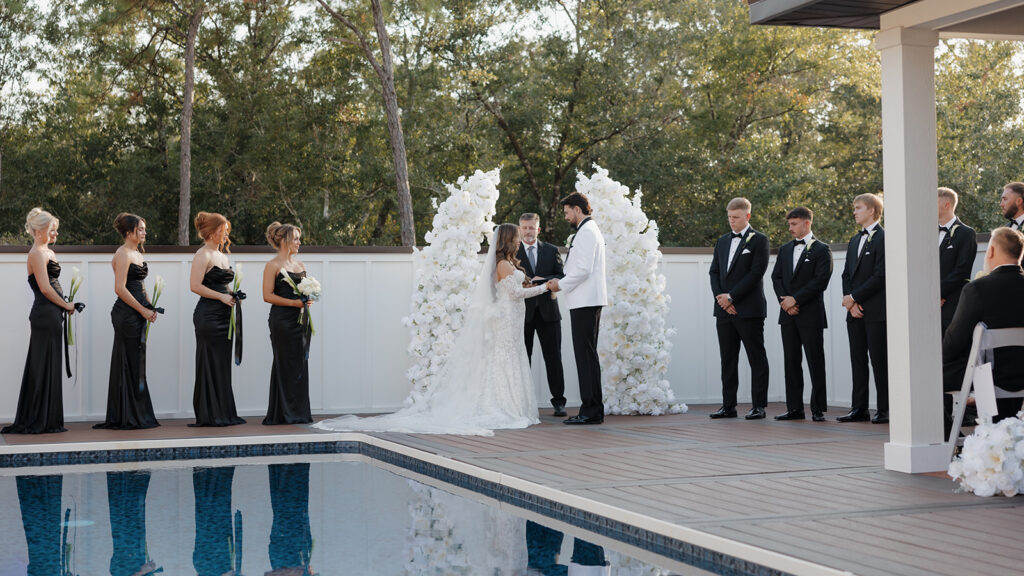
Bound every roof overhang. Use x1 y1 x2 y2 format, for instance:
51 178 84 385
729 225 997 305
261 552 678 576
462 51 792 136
748 0 1024 39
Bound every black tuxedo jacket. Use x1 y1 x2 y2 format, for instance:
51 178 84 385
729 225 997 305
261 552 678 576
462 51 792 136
943 265 1024 392
771 238 833 327
842 226 886 323
709 228 769 319
939 218 977 316
517 241 564 322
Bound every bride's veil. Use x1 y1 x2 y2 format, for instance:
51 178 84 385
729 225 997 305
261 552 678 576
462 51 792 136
313 229 501 435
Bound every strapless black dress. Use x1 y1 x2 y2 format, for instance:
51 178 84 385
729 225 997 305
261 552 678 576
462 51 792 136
263 271 312 425
191 266 245 426
3 260 66 434
95 262 159 430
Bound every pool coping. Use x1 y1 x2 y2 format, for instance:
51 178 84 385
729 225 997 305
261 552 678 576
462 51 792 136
0 433 851 576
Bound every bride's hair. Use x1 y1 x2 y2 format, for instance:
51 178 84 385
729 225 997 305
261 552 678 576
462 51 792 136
494 223 526 278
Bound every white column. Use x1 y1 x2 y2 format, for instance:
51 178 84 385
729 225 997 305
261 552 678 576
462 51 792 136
876 27 948 473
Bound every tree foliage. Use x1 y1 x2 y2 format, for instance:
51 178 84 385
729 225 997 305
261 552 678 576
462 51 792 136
1 0 1021 247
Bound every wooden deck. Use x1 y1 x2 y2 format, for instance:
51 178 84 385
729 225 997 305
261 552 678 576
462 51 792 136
2 403 1020 576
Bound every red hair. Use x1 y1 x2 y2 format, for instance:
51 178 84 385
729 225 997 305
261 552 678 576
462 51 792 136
194 211 232 252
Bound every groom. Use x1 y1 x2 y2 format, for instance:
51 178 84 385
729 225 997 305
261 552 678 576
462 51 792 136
549 192 607 425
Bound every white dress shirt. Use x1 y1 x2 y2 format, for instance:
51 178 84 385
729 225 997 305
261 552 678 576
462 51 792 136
939 216 956 245
793 232 813 271
857 221 879 257
727 225 751 271
522 240 538 270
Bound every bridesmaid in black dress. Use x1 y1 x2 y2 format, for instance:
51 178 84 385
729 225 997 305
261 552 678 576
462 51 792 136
262 222 313 425
189 211 245 427
95 213 160 430
3 208 75 434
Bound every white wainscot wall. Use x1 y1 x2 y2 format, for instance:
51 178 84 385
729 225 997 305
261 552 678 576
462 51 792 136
0 246 984 421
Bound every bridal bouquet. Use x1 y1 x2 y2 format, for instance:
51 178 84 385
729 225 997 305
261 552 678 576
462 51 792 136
949 414 1024 497
66 266 85 345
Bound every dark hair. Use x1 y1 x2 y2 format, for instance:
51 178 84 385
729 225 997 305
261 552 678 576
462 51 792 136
1005 182 1024 200
785 207 813 221
495 223 525 277
559 192 592 215
266 221 301 249
194 211 232 253
114 213 146 251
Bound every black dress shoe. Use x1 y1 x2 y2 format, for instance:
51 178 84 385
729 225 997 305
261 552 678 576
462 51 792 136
871 410 889 424
552 403 567 417
709 407 737 419
745 407 766 420
774 410 805 421
563 415 603 425
812 412 825 422
837 409 870 422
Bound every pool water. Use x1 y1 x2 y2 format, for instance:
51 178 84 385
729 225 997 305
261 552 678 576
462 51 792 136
0 457 683 575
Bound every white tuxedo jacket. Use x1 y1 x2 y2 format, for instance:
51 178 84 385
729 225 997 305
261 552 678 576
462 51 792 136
560 219 608 310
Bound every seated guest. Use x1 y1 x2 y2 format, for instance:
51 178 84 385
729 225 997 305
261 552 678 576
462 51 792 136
943 227 1024 427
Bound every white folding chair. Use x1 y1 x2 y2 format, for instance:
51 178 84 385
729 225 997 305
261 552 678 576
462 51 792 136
946 323 1024 461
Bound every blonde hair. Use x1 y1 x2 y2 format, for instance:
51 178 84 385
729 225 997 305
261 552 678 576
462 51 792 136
938 187 958 210
854 193 884 219
727 197 752 213
194 211 231 253
25 208 57 237
990 227 1024 262
265 221 301 249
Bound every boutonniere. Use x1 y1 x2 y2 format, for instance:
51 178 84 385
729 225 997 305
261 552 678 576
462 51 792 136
867 229 877 242
805 238 816 249
744 231 754 244
565 233 575 249
949 224 960 239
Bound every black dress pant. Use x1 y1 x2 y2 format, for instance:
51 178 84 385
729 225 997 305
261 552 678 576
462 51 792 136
847 318 889 412
570 306 603 420
525 313 566 407
716 316 769 409
781 320 827 413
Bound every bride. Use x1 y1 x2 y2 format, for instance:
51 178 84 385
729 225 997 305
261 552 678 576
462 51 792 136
314 223 554 436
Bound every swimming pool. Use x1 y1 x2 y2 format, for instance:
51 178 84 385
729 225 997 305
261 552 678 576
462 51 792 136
0 456 691 575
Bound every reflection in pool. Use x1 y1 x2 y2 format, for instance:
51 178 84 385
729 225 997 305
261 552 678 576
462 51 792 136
1 459 680 575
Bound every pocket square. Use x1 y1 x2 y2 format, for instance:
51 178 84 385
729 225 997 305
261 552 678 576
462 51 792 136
864 251 871 255
946 244 955 249
742 249 751 255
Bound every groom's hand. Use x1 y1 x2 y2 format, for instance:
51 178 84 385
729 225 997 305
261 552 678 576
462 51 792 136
547 279 560 292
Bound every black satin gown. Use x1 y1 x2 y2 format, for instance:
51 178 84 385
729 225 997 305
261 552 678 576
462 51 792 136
107 470 156 576
95 262 159 430
3 260 66 434
191 266 245 427
192 466 239 576
268 463 313 571
264 271 312 425
16 474 64 576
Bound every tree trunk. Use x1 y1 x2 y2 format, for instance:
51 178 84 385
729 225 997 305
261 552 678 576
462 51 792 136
371 0 416 247
177 3 205 246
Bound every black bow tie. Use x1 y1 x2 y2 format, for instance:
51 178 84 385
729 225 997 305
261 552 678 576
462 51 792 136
857 229 869 236
794 239 805 245
731 232 743 239
1010 221 1021 229
939 226 949 233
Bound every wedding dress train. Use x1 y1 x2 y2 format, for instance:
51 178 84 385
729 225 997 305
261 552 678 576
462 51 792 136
314 239 549 436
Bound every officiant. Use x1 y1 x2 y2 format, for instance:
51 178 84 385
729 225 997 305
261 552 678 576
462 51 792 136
518 213 567 417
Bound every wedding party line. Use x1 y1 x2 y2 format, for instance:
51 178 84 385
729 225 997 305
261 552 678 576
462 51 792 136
4 177 1024 442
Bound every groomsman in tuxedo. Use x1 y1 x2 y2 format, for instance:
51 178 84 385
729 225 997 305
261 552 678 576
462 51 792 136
937 187 977 334
943 227 1024 424
771 207 832 422
708 197 770 420
549 193 607 425
1001 182 1024 231
517 213 567 417
839 193 888 424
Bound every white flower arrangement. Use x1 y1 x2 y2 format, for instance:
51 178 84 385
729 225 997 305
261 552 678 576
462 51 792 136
297 276 321 300
402 168 499 408
949 414 1024 497
575 165 686 416
403 482 472 575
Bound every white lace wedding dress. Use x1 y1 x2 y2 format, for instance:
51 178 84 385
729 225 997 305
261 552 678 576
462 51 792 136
314 259 549 436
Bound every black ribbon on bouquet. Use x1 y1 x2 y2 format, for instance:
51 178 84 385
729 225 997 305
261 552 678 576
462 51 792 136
230 290 246 365
62 301 86 378
299 296 312 360
139 306 165 392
